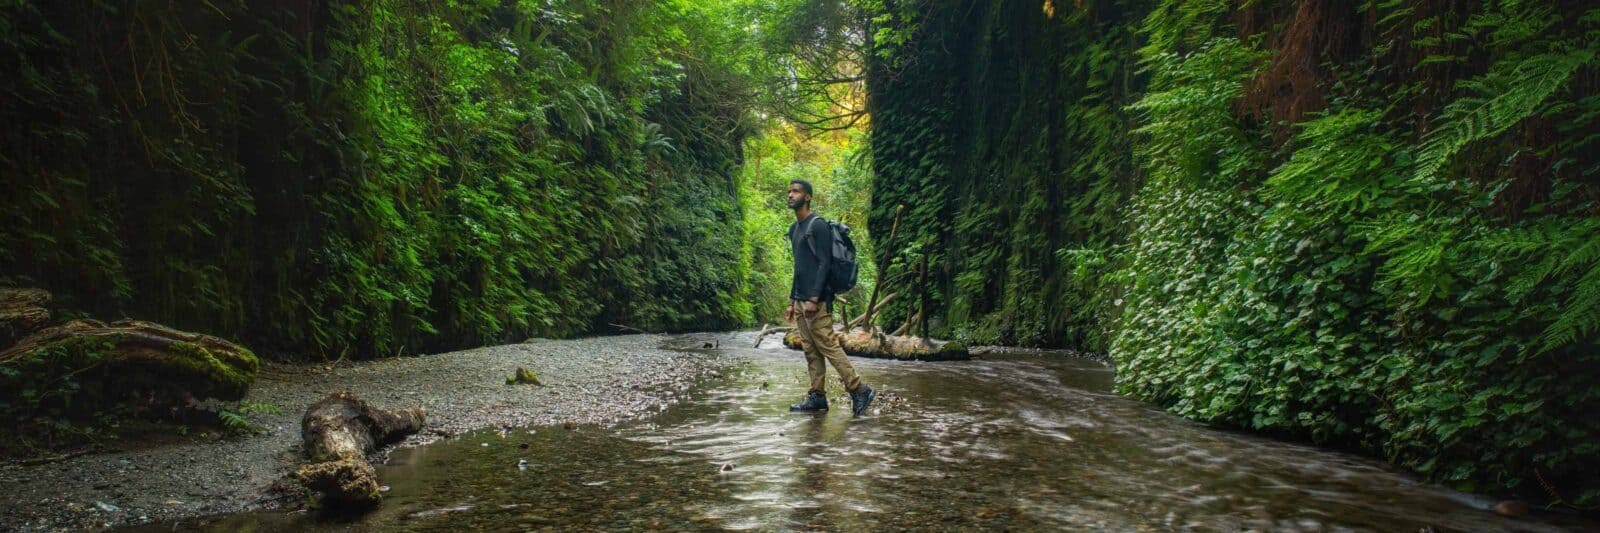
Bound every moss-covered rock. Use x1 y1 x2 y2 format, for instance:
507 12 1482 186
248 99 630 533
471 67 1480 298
505 367 542 386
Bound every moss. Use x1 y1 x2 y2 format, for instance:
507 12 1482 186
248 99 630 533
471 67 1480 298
505 367 542 386
1 334 256 421
161 340 257 400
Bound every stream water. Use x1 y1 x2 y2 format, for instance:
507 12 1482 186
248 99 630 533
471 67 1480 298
139 332 1594 531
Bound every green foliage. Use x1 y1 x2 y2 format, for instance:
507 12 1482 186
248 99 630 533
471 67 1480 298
216 410 256 435
867 0 1600 505
1111 0 1600 506
865 0 1145 349
1413 7 1597 188
737 125 876 324
217 401 282 436
0 337 121 452
0 338 118 421
1 0 763 357
212 402 281 437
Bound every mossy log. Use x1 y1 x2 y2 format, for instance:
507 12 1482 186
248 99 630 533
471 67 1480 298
0 317 259 409
294 392 426 510
783 328 970 361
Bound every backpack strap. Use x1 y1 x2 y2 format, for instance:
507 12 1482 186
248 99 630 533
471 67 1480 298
803 215 823 260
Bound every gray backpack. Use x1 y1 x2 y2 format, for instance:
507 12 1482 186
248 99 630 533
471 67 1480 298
797 216 859 294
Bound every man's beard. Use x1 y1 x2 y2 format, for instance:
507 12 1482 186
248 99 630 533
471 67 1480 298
788 198 805 210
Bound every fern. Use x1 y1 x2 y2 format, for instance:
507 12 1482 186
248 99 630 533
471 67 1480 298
1544 265 1600 349
1266 107 1404 216
217 409 262 436
1414 42 1596 187
236 402 285 416
1485 219 1600 350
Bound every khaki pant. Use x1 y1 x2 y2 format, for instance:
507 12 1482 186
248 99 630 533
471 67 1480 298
795 310 861 393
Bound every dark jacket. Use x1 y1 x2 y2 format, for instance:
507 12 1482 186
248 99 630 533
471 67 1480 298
789 213 833 302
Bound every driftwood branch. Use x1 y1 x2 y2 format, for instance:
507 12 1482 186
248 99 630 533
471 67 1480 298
860 205 905 333
891 309 923 337
917 255 930 340
608 323 650 334
754 323 795 348
848 291 898 332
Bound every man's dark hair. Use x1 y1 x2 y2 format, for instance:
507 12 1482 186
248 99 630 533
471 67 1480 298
790 179 813 196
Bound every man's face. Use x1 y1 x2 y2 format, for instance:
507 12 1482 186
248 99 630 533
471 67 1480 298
786 183 809 210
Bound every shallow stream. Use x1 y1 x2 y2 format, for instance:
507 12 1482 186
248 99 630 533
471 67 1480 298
140 333 1594 531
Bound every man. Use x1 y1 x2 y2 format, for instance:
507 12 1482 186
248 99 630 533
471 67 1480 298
785 179 875 416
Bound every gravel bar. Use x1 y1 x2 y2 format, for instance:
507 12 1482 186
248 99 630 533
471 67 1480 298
0 332 741 532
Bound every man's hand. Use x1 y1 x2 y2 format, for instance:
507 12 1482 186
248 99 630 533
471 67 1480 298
802 299 819 318
784 302 795 323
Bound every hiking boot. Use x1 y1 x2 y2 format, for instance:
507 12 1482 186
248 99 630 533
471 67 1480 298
849 384 876 417
789 390 828 412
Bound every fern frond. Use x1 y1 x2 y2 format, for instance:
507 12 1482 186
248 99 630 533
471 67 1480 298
1414 43 1596 186
1557 236 1600 277
1541 264 1600 350
217 409 262 435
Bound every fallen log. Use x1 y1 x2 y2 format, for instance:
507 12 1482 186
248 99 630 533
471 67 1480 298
293 392 426 510
0 316 259 409
783 327 969 361
0 288 51 349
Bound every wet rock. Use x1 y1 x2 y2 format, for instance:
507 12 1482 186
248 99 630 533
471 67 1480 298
293 392 425 511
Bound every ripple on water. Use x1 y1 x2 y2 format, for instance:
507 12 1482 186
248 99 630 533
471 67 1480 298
134 332 1598 532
